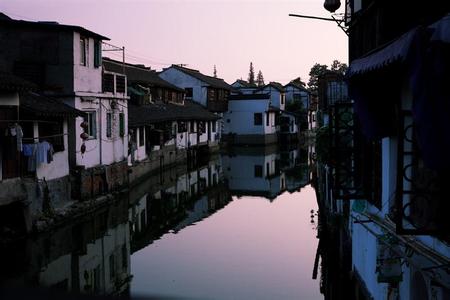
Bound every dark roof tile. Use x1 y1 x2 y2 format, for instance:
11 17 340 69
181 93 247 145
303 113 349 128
168 65 232 90
103 58 185 92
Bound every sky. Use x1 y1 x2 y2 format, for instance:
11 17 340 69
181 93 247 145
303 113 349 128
0 0 348 85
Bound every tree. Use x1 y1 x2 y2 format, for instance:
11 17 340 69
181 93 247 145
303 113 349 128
213 65 217 78
307 63 329 92
256 70 265 86
248 62 255 85
290 77 306 87
330 60 348 75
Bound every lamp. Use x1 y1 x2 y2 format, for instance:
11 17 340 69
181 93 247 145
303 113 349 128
323 0 341 13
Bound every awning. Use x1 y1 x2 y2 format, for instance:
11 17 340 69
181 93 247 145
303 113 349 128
21 92 85 117
347 27 421 77
429 13 450 43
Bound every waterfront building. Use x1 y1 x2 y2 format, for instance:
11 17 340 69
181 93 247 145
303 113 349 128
103 58 220 184
0 14 129 201
318 1 450 298
0 73 84 232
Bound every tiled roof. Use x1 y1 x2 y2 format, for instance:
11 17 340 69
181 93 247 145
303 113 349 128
0 72 36 91
0 14 109 40
20 92 85 117
168 65 232 90
128 101 219 127
103 58 185 92
284 81 309 92
232 79 257 88
258 81 285 93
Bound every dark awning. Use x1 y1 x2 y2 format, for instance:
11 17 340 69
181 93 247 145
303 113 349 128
347 27 420 77
21 92 85 118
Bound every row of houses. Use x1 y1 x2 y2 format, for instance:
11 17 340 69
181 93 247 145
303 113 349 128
0 12 311 233
314 2 450 299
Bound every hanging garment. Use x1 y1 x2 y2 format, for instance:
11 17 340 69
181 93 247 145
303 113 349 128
15 124 23 152
47 143 54 163
22 144 34 157
36 141 51 164
27 144 37 172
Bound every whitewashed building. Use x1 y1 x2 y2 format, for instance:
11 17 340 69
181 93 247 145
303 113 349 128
223 94 278 145
0 15 129 200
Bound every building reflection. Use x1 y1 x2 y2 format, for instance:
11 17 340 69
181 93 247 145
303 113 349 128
222 145 309 201
0 194 131 297
128 154 232 253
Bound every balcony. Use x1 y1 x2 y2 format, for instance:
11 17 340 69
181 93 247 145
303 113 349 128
207 100 228 112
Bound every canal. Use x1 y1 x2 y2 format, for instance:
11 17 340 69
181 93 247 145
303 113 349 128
0 145 330 299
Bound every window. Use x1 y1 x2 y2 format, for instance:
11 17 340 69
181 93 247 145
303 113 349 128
84 111 97 138
266 113 270 126
94 40 101 68
254 113 262 125
106 112 112 138
266 162 270 177
212 121 216 132
185 88 193 99
38 118 65 152
139 126 144 147
119 113 125 137
190 121 196 132
116 75 126 93
281 94 285 104
80 37 87 66
254 165 263 177
103 73 114 93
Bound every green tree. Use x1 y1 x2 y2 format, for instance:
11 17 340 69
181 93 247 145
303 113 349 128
290 77 306 87
330 60 348 74
248 62 255 85
307 63 329 92
256 70 265 86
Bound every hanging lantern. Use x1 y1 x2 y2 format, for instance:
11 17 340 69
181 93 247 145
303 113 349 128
80 132 89 140
80 121 89 129
323 0 341 12
80 143 86 154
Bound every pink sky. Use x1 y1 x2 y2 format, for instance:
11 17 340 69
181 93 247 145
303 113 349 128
0 0 348 85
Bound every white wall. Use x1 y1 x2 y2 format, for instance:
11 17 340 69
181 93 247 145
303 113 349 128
135 126 147 162
260 86 285 110
223 100 270 135
73 32 102 93
159 68 208 106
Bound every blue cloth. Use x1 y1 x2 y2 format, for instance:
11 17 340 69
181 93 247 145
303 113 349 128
22 144 34 157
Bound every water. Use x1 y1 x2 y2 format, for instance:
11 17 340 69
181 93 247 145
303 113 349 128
0 146 325 299
131 189 320 299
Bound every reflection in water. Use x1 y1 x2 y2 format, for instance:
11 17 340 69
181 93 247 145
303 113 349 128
0 196 131 297
1 146 328 299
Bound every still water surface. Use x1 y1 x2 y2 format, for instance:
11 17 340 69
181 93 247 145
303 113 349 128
131 188 320 299
0 146 323 299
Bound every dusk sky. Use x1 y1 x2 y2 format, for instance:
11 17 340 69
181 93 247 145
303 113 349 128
0 0 348 84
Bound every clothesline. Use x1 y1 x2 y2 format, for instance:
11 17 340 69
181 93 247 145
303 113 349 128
0 119 59 124
22 133 68 140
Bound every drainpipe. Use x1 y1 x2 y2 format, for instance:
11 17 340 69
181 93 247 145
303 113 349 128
99 101 102 166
